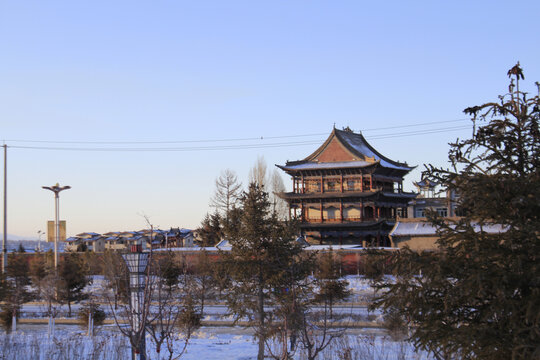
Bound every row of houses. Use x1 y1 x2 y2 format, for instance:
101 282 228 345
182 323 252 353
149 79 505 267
65 228 195 252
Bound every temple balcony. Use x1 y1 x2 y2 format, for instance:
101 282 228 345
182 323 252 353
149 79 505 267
304 216 394 224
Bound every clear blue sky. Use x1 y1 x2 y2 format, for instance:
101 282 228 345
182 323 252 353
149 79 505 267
1 1 539 238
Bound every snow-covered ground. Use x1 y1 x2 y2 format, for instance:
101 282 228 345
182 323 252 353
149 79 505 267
2 325 432 360
21 275 383 323
5 275 429 359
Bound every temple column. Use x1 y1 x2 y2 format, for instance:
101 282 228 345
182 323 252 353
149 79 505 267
340 200 343 223
301 174 305 194
320 200 323 222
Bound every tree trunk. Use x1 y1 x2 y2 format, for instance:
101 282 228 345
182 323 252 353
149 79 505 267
11 310 16 333
257 271 265 360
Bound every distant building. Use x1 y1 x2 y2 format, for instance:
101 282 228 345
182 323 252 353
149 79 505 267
47 220 66 242
390 217 506 251
407 179 459 218
65 232 103 252
277 127 416 246
64 228 195 252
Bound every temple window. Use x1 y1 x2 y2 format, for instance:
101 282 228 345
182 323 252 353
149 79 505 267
363 178 371 190
437 208 448 217
325 180 339 192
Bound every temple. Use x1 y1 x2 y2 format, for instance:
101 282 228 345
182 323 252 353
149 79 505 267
276 127 416 246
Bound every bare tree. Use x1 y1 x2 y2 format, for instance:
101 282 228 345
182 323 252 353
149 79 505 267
105 249 201 360
101 250 129 310
269 168 288 219
105 250 154 360
210 169 242 220
248 156 268 188
248 158 288 219
298 251 351 360
40 270 63 337
297 302 347 360
146 251 201 360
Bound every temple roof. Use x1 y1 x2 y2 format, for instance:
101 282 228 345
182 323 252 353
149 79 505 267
413 179 438 189
278 128 414 172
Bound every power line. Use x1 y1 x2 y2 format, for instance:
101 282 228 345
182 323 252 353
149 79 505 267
3 118 470 145
8 124 471 152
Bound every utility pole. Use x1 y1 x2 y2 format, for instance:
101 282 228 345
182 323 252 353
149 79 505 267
2 144 6 274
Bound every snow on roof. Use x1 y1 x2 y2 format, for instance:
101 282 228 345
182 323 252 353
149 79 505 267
336 129 413 171
303 245 362 251
215 239 231 248
390 221 435 236
391 220 507 237
75 232 100 238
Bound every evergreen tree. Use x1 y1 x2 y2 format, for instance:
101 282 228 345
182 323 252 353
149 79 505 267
193 249 216 315
29 255 47 300
372 64 540 359
197 211 222 246
313 250 350 319
156 251 182 293
17 243 26 253
268 241 315 359
0 255 33 331
221 204 243 240
221 183 304 360
58 254 91 317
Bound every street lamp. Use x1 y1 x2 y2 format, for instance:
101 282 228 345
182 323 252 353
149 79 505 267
37 230 44 252
42 183 71 269
122 244 149 360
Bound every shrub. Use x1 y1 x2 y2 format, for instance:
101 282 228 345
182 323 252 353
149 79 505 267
78 303 106 329
0 305 18 332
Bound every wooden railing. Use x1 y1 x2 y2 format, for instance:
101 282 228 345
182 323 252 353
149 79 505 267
304 216 380 223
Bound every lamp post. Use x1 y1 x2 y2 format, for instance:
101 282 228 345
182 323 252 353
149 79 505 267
122 244 149 360
37 230 44 252
2 144 7 274
42 183 70 269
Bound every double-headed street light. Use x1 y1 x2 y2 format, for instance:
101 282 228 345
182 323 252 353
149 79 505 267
42 183 71 269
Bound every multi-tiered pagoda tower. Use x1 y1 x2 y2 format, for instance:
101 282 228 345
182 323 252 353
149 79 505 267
277 127 416 246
